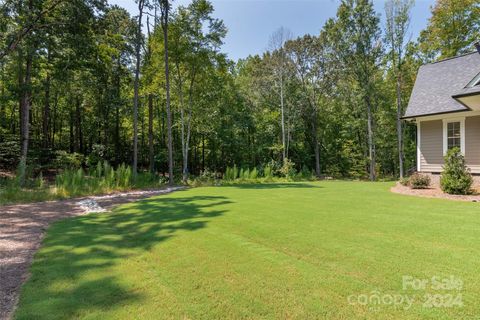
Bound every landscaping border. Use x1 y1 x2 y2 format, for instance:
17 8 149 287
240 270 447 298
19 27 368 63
391 182 480 202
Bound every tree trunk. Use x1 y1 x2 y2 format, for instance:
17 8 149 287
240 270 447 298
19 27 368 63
52 91 58 149
133 0 144 178
181 73 195 183
43 73 50 148
184 109 192 183
141 106 145 166
157 98 166 176
19 46 32 186
193 134 198 175
69 101 74 153
366 100 376 181
114 58 121 165
175 62 187 183
17 47 23 137
148 94 154 174
0 61 5 128
396 75 404 178
202 135 205 173
312 114 320 178
75 97 83 153
161 2 174 186
180 106 186 181
280 74 286 162
286 121 290 159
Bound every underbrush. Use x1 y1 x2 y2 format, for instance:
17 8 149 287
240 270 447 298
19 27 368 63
188 164 316 187
0 162 165 205
0 179 57 205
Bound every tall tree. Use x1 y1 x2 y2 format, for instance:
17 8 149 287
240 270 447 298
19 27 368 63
286 34 334 177
418 0 480 60
159 0 174 185
0 0 63 60
385 0 413 178
133 0 146 178
18 0 35 186
329 0 383 181
146 14 156 174
170 0 226 182
269 27 292 163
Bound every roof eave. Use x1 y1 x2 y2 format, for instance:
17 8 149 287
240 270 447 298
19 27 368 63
452 90 480 99
401 108 471 120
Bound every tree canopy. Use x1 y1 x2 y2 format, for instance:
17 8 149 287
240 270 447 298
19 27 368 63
0 0 477 182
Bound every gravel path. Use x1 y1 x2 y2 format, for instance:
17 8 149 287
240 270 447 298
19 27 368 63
0 187 183 320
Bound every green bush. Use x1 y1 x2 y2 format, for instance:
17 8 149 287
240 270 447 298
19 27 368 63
242 168 250 180
225 165 241 181
55 168 85 196
409 173 430 189
299 165 313 180
86 144 107 167
55 162 160 197
440 147 473 195
399 177 410 186
250 168 258 179
233 164 239 180
279 158 296 179
115 163 132 189
224 166 236 180
0 135 20 169
54 151 84 170
224 167 232 180
190 169 218 187
263 165 273 179
222 162 310 182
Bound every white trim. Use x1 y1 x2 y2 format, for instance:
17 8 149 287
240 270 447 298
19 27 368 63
410 110 480 122
467 72 480 88
442 117 465 155
442 120 447 155
417 121 421 172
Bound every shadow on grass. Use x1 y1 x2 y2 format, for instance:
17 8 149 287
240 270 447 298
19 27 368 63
15 195 231 320
221 182 322 190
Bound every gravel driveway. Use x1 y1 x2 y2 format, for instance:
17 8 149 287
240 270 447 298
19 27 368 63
0 187 182 320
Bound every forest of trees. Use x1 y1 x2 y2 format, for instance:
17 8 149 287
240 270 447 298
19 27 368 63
0 0 479 185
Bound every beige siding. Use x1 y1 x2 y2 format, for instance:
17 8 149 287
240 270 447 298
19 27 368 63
466 116 480 173
420 120 443 172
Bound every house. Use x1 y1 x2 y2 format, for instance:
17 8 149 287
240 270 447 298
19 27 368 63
404 48 480 176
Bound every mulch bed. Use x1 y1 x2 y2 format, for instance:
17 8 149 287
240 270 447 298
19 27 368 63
0 187 182 320
391 183 480 202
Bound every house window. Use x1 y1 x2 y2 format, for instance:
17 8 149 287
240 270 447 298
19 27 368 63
443 118 465 155
447 121 461 150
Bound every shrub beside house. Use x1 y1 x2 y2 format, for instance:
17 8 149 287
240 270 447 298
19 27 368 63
440 147 473 195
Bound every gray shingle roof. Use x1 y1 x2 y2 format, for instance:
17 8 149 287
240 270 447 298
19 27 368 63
453 84 480 97
404 52 480 118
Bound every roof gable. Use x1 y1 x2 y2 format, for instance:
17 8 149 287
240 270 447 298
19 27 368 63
404 52 480 118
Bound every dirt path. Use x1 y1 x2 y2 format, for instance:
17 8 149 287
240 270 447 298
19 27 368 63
0 187 183 320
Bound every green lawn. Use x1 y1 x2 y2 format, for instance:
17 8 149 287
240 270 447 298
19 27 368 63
15 181 480 319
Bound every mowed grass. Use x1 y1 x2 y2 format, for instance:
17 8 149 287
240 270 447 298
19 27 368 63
15 181 480 319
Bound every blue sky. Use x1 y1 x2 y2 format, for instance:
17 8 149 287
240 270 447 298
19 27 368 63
110 0 435 61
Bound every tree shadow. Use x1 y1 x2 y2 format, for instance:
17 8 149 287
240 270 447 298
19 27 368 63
221 182 322 190
15 195 231 320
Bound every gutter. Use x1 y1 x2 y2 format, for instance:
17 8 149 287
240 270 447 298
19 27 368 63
401 108 470 120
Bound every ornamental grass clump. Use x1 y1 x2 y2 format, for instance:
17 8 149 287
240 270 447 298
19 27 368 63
440 147 473 195
263 165 273 179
